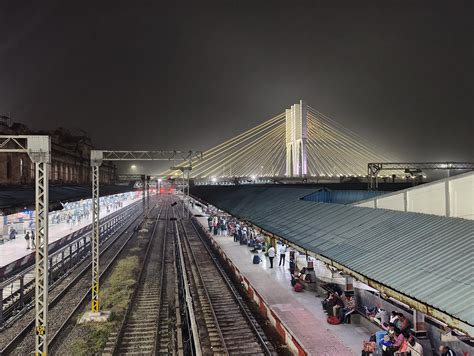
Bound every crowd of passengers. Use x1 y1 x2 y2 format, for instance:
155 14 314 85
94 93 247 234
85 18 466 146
203 207 460 356
4 194 132 248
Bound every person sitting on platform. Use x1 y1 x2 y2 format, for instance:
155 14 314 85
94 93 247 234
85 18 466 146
373 322 396 353
439 345 457 356
343 295 356 322
394 331 410 355
390 310 400 324
375 307 389 327
397 313 412 333
390 328 405 353
332 292 345 318
380 334 394 355
321 292 336 315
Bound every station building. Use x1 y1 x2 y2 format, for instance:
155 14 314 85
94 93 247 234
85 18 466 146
0 117 116 186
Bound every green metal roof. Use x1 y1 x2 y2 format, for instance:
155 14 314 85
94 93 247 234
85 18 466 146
191 186 474 330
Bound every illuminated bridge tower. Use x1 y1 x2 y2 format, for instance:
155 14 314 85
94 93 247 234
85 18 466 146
285 100 308 177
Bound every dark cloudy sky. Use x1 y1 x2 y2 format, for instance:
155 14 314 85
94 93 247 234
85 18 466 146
0 1 473 173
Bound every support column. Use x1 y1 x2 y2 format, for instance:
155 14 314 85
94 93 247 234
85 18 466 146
19 276 24 308
412 309 427 337
445 180 451 217
31 146 50 356
90 150 103 314
141 175 146 220
91 164 100 313
344 275 354 296
0 287 3 327
146 175 150 211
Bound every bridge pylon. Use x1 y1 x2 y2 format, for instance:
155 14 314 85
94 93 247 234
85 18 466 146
285 100 308 177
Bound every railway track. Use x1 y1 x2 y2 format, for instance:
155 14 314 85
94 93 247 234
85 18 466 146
3 196 278 355
113 196 178 355
177 208 273 355
0 203 146 355
1 200 142 328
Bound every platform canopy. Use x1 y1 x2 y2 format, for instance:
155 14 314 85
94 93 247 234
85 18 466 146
191 185 474 335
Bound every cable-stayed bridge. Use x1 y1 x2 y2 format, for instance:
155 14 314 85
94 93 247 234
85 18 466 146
161 101 396 179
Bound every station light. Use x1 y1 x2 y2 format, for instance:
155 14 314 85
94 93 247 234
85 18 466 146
251 175 256 181
211 177 217 182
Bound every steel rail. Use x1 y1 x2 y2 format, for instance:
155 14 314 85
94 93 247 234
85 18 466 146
174 208 203 356
0 205 144 355
187 215 272 356
111 201 166 355
48 203 160 352
1 201 142 327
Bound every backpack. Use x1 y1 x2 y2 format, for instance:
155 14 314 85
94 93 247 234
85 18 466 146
253 255 261 264
327 315 341 325
294 282 303 292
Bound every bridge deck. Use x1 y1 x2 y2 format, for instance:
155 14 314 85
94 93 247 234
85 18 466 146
194 213 371 355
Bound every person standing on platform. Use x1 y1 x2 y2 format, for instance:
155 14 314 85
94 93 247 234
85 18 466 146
207 216 213 232
267 245 275 268
278 243 287 266
24 231 31 249
30 230 35 248
9 228 17 240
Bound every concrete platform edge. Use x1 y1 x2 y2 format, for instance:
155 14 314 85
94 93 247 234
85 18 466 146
194 217 309 356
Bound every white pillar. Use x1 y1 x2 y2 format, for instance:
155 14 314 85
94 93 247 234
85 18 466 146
285 100 308 177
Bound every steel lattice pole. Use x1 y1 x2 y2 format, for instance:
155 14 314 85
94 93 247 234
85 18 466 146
142 176 146 220
91 165 100 312
34 160 49 355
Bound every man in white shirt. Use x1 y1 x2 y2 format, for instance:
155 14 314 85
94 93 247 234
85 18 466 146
407 335 423 356
267 245 275 268
278 243 287 266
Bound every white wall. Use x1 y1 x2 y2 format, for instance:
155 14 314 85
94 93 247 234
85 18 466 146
355 172 474 220
377 193 405 211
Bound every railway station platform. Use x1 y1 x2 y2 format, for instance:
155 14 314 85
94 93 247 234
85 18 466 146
0 194 142 269
192 210 371 355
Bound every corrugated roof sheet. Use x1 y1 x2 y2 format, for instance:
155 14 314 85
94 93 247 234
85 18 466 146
191 186 474 327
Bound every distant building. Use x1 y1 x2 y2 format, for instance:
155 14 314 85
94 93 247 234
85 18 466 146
0 117 116 186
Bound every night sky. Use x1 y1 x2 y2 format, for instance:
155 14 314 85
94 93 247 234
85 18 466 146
1 1 473 173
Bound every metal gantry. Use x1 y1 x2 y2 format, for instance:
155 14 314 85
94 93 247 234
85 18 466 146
171 164 192 218
0 136 50 356
89 150 202 314
368 161 474 189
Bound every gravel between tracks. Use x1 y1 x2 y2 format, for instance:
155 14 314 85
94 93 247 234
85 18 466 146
0 208 143 355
